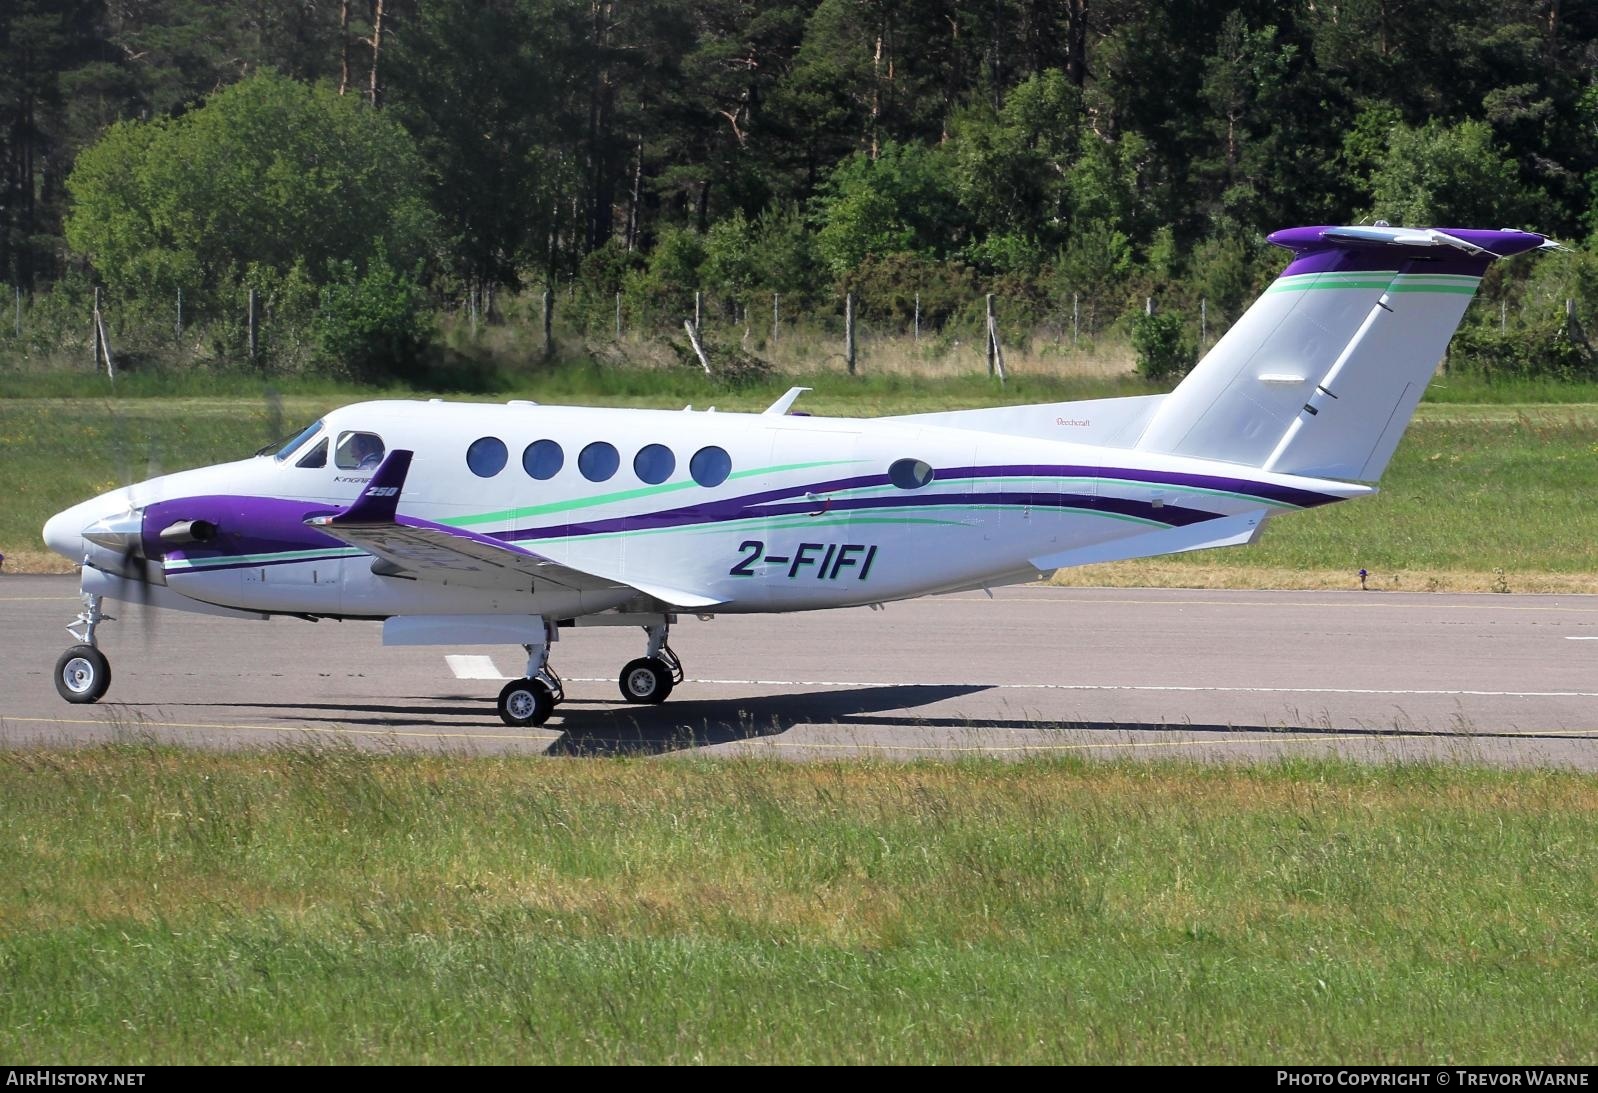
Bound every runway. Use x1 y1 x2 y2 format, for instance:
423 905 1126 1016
3 574 1597 766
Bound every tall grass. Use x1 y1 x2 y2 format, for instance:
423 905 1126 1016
0 747 1592 1063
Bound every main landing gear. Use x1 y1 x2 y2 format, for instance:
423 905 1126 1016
617 622 683 705
54 592 113 704
497 636 565 727
493 619 686 726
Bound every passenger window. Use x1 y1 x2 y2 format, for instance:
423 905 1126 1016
888 458 935 489
633 443 675 485
689 446 732 487
335 431 386 470
578 441 620 482
523 439 564 480
295 438 328 469
467 436 508 478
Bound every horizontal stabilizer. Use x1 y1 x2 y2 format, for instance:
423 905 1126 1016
1029 511 1267 571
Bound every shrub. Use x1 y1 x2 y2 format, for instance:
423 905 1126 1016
1131 309 1196 382
315 251 434 381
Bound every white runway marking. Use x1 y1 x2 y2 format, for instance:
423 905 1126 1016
1566 636 1598 641
445 655 507 680
556 676 1598 700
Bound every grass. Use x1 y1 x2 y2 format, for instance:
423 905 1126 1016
3 364 1595 584
0 746 1592 1064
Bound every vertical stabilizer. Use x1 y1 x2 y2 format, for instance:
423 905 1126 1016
1135 226 1548 481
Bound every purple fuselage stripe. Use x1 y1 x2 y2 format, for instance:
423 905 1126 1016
149 463 1334 570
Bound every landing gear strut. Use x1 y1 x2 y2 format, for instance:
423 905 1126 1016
55 592 113 704
618 622 683 705
497 631 564 727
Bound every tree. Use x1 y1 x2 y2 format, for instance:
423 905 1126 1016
1366 118 1537 227
65 70 435 319
386 0 570 292
946 69 1081 251
813 140 963 277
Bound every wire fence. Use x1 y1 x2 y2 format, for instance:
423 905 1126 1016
1 277 1588 384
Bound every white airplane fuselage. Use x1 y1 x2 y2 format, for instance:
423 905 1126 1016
44 398 1367 622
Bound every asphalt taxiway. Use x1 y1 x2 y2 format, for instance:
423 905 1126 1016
2 574 1596 765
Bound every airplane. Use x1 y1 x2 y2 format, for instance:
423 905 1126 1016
41 223 1553 726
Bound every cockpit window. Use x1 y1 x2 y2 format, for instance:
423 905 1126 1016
295 438 328 469
335 431 386 470
265 420 323 461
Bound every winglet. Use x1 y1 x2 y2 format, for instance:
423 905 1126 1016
312 449 413 527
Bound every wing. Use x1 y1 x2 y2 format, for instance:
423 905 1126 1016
305 450 722 608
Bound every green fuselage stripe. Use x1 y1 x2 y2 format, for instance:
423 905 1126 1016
445 458 863 527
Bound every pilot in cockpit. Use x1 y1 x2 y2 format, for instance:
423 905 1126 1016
337 431 386 471
352 434 384 469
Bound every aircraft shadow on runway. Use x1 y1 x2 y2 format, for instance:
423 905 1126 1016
546 684 994 756
140 684 1592 759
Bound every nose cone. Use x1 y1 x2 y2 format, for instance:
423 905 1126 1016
43 506 87 562
43 488 141 564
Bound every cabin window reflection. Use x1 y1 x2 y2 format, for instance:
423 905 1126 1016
295 438 328 469
633 443 675 484
334 431 386 470
578 441 620 482
888 458 935 489
523 439 564 480
467 436 509 478
689 446 732 487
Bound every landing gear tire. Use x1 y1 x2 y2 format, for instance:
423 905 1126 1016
55 645 111 704
619 657 674 705
498 678 555 727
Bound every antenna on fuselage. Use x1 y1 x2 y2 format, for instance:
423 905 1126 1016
763 386 811 415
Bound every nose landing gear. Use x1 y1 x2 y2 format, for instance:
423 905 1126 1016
55 593 113 704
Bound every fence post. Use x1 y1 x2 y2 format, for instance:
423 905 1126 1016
541 285 553 361
1200 297 1207 349
14 285 20 338
694 290 702 331
985 292 1007 382
615 291 622 339
1500 298 1506 334
845 292 856 375
1072 293 1079 347
469 284 478 336
92 286 102 368
176 287 184 342
913 292 920 343
1145 296 1153 316
772 293 779 343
